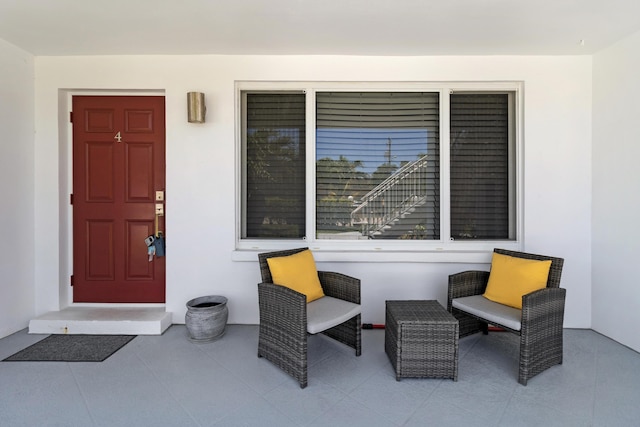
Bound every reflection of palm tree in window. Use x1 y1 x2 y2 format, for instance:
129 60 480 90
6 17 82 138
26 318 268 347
247 128 305 235
247 129 299 186
316 156 367 198
450 130 466 154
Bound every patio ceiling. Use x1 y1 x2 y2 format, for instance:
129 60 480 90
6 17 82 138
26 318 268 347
1 0 640 56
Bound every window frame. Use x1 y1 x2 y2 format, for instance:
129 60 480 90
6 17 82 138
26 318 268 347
235 81 524 258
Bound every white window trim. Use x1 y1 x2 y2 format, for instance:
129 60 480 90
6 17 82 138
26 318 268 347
234 81 524 263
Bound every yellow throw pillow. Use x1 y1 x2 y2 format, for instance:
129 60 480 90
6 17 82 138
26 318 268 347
266 250 325 303
483 252 552 309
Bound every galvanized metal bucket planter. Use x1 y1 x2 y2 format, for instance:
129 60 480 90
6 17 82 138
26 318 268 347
185 295 228 342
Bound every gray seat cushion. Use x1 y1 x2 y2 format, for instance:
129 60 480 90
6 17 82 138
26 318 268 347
307 296 361 334
452 295 522 331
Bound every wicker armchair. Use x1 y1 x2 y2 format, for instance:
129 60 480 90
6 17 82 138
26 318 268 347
447 248 565 385
257 247 362 388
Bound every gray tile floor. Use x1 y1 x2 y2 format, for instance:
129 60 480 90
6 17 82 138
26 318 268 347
1 325 639 426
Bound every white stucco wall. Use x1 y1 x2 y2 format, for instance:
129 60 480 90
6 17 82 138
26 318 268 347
592 30 640 352
0 39 35 338
32 54 592 329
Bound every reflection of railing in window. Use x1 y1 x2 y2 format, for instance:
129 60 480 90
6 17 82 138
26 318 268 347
351 156 428 238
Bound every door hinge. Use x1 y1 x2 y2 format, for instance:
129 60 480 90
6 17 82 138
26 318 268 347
69 111 73 123
70 194 74 205
70 275 74 287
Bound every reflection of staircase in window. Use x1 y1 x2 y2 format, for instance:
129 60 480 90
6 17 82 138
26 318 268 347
351 156 429 238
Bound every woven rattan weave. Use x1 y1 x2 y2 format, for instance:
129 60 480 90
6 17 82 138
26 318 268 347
385 300 459 381
257 247 361 389
447 248 565 385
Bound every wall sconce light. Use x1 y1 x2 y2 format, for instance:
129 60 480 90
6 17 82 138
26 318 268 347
187 92 206 123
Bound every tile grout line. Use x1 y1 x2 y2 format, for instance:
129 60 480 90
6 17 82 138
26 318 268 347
131 338 204 427
67 362 99 427
188 334 302 426
589 334 601 423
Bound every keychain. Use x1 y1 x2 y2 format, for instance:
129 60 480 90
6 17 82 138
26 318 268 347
145 234 156 262
147 244 156 262
145 203 165 262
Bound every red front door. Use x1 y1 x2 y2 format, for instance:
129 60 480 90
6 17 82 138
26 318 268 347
72 96 166 303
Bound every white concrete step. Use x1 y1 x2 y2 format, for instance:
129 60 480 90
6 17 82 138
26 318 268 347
29 307 172 335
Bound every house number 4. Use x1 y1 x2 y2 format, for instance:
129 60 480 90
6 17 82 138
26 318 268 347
114 131 122 143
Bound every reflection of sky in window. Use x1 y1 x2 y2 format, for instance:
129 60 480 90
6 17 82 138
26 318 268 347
316 128 428 173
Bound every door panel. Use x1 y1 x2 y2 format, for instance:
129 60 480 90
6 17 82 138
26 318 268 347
126 143 154 201
86 142 114 201
85 109 115 132
125 109 154 132
86 220 115 280
126 220 155 279
73 96 165 303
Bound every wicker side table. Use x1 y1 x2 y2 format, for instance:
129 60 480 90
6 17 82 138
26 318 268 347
385 300 459 381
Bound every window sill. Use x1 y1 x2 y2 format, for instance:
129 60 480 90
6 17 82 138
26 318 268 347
232 242 521 264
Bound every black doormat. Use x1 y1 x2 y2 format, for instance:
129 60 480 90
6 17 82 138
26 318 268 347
3 334 136 362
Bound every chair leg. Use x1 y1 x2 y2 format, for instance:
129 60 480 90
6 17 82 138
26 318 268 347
518 328 563 385
322 314 361 356
257 326 308 389
481 322 489 335
355 314 362 357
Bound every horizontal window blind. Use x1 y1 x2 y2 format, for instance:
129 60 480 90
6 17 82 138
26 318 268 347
316 92 440 240
450 93 510 240
245 93 306 238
